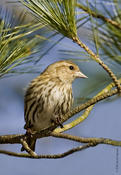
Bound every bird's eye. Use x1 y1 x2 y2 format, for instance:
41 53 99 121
69 65 74 70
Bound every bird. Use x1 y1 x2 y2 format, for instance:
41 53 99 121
22 60 87 151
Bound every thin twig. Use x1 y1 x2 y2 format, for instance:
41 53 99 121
0 143 93 159
55 77 118 133
20 139 37 157
61 88 118 124
0 88 119 145
0 132 121 159
77 3 121 30
54 106 93 133
51 132 121 147
73 36 121 92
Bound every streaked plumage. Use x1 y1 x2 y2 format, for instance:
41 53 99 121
22 60 87 151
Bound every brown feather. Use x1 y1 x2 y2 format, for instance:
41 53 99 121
22 60 87 152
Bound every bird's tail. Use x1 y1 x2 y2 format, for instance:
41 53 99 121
21 137 36 152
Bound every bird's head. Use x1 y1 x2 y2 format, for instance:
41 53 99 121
44 60 87 84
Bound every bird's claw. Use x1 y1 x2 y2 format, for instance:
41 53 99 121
51 116 64 128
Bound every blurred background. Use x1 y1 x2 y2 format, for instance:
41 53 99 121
0 0 121 175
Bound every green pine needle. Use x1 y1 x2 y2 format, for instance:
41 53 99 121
20 0 77 39
0 19 44 77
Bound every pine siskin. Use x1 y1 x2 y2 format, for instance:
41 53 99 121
22 60 87 151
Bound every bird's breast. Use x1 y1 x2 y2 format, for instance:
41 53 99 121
42 83 73 115
24 81 73 131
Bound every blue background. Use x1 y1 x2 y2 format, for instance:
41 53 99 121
0 0 121 175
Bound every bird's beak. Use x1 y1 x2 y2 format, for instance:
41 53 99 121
76 71 88 78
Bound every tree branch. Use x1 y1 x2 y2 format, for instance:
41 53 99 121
0 134 23 144
0 143 93 159
0 84 120 159
0 132 121 159
61 88 118 124
73 36 121 92
20 139 37 157
77 3 121 30
54 105 93 133
55 78 118 133
51 132 121 147
0 87 119 145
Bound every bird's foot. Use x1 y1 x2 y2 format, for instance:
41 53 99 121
26 128 32 134
51 116 64 128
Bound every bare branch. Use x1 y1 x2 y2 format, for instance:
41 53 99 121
51 132 121 147
0 132 121 159
0 143 95 159
0 87 119 159
73 36 121 92
20 139 37 157
55 106 93 133
55 78 118 133
0 88 119 146
77 3 121 30
0 134 23 144
61 88 118 124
